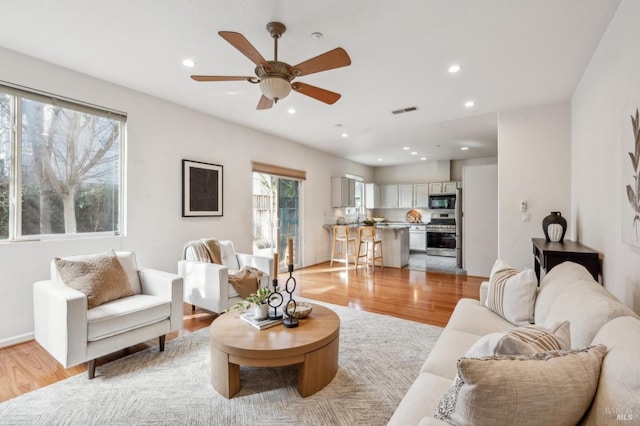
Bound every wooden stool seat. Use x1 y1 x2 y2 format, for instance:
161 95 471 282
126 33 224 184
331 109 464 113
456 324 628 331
357 226 384 270
330 225 358 267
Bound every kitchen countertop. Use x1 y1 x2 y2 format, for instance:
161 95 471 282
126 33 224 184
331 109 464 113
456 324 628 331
323 223 413 229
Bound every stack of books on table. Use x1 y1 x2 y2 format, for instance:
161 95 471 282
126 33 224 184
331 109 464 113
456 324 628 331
240 312 283 330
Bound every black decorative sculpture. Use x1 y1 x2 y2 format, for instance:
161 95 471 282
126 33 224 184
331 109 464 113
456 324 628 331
283 263 298 328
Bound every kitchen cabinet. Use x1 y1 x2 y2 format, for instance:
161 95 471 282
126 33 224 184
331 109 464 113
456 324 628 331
365 183 380 209
398 184 414 208
413 184 430 207
380 184 398 208
331 177 356 207
400 184 429 208
429 181 458 195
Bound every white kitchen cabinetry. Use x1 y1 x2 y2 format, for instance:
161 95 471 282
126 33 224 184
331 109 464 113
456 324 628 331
443 181 458 194
398 184 414 208
331 177 356 207
429 181 458 195
365 183 380 209
413 184 430 207
380 184 398 208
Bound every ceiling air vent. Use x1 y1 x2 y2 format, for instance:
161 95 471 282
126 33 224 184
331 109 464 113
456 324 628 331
391 106 418 115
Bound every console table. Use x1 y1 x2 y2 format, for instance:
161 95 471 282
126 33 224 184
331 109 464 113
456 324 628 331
532 238 600 282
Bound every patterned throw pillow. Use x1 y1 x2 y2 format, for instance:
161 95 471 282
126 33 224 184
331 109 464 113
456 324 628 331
485 259 537 325
434 345 607 426
465 321 571 358
54 250 134 309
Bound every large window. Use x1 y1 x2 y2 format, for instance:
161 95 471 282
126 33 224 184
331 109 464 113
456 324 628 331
0 84 125 240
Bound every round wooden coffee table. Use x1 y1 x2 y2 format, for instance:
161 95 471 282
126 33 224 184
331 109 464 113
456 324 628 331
209 303 340 398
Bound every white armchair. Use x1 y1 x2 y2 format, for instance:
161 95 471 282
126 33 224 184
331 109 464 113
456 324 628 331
178 240 272 314
33 251 183 379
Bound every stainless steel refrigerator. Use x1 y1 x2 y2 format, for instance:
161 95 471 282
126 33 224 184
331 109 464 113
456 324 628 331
455 185 463 268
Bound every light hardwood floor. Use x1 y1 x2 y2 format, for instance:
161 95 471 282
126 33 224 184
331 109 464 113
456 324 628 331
0 262 485 402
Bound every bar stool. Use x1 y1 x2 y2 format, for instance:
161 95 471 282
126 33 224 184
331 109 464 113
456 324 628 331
330 225 358 267
357 226 384 270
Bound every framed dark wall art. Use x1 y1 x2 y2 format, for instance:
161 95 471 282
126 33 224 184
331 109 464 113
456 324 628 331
182 160 223 217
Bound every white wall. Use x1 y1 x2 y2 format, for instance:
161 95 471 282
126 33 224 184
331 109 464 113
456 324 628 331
0 47 372 346
497 101 572 271
571 0 640 310
451 157 498 181
373 160 450 184
462 163 498 277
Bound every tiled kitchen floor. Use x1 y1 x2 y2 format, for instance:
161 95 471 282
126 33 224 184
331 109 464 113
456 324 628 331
407 252 466 275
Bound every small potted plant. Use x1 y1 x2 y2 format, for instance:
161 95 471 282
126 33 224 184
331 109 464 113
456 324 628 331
228 287 274 320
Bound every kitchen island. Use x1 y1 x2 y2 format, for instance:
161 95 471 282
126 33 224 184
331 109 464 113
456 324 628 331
324 223 410 268
374 224 410 268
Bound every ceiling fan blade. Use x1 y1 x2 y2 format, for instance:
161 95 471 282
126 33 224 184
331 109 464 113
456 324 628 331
191 75 254 82
292 48 351 77
257 95 274 110
219 31 268 66
292 82 341 104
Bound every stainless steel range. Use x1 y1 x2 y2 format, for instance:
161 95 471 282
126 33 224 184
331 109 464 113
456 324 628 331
426 218 456 257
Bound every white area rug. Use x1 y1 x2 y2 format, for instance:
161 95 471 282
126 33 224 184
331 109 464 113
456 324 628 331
0 301 442 425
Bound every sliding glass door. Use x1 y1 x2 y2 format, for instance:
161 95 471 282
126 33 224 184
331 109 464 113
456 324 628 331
252 173 301 272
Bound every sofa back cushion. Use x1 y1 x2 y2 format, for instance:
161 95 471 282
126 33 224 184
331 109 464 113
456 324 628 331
535 262 595 322
534 263 636 348
580 316 640 425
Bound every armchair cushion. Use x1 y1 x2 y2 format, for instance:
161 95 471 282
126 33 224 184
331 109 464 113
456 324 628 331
87 294 170 341
54 250 135 309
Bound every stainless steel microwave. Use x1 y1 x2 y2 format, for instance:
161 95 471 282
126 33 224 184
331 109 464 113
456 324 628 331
429 194 456 210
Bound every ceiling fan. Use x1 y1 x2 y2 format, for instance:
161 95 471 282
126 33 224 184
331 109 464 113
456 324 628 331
191 22 351 110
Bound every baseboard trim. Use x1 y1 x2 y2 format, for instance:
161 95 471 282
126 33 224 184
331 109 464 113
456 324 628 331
0 332 34 348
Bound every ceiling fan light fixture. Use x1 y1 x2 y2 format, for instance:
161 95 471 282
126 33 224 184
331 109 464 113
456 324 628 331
259 76 291 101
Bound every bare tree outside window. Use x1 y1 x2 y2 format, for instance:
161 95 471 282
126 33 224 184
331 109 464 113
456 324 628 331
0 94 10 239
0 86 124 240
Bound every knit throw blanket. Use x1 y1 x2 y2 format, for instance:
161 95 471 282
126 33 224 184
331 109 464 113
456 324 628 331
183 239 262 299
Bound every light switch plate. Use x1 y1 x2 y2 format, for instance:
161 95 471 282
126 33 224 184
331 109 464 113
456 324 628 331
521 212 530 222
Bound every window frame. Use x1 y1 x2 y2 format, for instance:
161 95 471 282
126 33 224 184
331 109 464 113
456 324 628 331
0 81 126 242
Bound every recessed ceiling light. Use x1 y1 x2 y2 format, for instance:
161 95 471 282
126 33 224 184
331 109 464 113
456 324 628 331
410 151 418 155
341 132 348 138
460 146 469 151
288 108 296 114
448 64 462 73
402 146 410 150
311 32 323 39
420 157 427 161
464 100 475 108
182 58 195 68
377 158 383 162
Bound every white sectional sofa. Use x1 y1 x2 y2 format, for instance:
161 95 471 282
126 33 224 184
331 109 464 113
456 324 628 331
388 261 640 425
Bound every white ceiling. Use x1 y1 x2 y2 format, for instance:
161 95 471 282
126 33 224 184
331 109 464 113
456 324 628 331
0 0 620 166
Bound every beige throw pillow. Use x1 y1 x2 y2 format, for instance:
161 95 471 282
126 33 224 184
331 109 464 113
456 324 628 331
465 321 571 358
434 345 607 426
54 250 134 309
485 258 537 325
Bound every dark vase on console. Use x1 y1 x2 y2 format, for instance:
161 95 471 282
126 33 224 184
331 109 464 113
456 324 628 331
542 211 567 243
